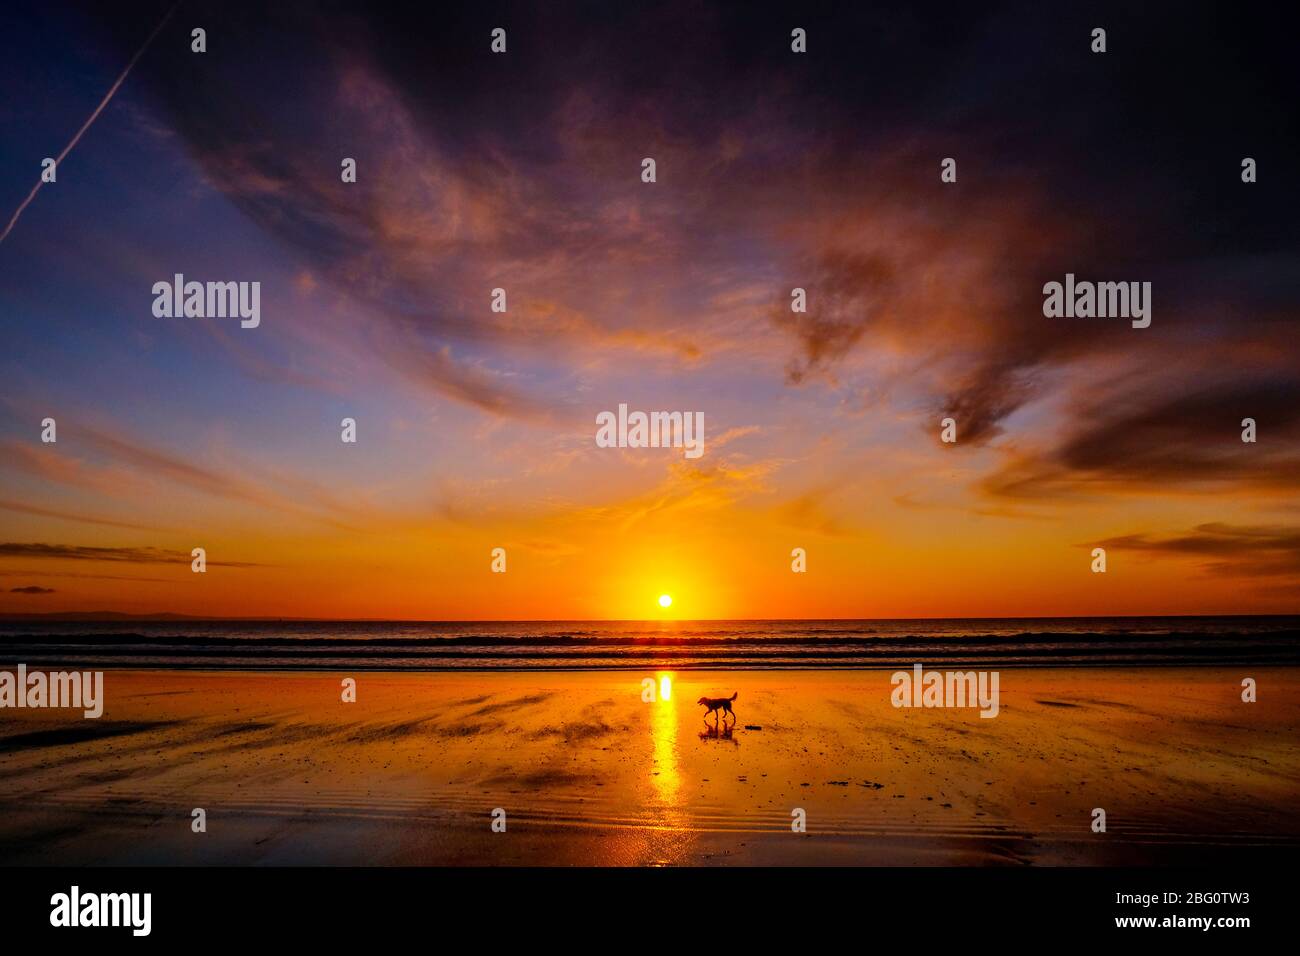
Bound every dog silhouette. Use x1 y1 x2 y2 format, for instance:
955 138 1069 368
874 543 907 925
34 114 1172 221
697 692 738 723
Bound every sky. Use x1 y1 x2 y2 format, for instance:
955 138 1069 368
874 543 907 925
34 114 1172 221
0 1 1297 620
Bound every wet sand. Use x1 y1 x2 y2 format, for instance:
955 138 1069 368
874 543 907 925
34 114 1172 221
1 668 1297 865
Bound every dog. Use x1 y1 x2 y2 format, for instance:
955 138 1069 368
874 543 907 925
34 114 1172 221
697 692 738 723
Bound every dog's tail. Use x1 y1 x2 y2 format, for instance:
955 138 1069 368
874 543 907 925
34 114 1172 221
730 692 738 701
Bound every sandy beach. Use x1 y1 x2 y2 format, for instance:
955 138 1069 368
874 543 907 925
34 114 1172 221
1 668 1297 866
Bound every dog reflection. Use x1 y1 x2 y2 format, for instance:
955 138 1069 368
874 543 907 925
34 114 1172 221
698 722 739 746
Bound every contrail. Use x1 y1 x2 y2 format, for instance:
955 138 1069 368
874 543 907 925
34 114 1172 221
0 3 178 246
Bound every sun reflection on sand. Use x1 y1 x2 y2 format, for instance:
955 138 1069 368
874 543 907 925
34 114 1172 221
650 673 680 805
641 673 700 863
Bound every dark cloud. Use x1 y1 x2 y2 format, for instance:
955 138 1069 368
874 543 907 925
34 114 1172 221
1096 524 1300 580
9 585 55 594
983 375 1300 498
779 250 897 385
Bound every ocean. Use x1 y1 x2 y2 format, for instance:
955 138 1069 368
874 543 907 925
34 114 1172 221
1 616 1297 670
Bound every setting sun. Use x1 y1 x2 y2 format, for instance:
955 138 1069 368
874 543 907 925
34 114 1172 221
658 594 672 609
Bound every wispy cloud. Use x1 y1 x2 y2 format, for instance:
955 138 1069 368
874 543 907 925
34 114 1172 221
0 420 380 532
0 543 263 568
0 498 172 533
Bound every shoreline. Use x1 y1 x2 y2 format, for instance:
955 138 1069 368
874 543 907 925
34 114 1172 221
5 622 1298 672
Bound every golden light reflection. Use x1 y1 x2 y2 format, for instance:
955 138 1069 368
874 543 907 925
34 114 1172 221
649 673 679 805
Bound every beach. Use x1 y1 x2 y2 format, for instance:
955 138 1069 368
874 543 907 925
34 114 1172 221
2 667 1297 866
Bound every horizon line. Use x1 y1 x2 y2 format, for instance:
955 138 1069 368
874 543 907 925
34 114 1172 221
2 611 1298 624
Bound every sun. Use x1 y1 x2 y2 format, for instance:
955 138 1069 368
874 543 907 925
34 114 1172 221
658 594 673 609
